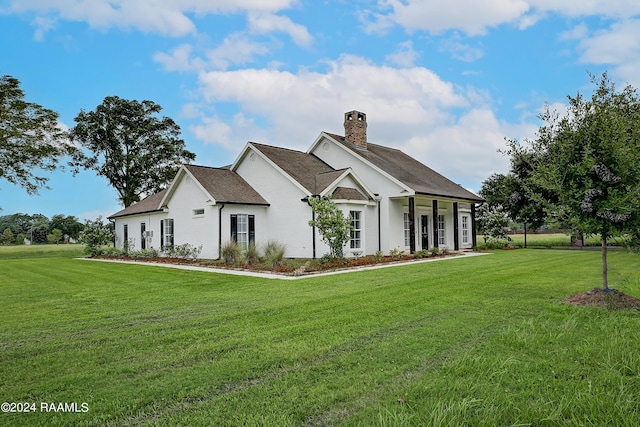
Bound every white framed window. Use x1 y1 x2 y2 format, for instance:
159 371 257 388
192 208 205 217
231 214 255 250
438 214 446 245
461 215 469 244
163 218 174 246
238 214 248 249
404 213 411 247
350 211 362 249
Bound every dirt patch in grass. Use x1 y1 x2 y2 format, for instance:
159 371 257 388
563 288 640 311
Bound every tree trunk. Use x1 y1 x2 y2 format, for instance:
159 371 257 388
601 236 608 291
524 223 527 248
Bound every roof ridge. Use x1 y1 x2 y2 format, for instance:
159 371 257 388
323 131 398 153
250 141 305 154
185 164 230 171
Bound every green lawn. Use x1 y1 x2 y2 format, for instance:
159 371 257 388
479 233 605 247
1 247 639 426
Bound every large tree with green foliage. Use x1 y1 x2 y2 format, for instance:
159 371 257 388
522 73 640 290
70 96 196 207
480 148 547 247
48 214 84 240
308 197 353 259
0 75 74 196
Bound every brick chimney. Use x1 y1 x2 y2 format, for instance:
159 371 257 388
344 110 367 149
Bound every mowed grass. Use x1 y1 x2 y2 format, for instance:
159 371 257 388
0 243 85 259
482 233 604 247
1 247 640 426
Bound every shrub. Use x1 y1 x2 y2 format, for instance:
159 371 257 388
263 241 286 268
173 243 202 260
221 240 240 265
243 243 259 265
128 248 159 259
430 247 440 256
15 233 25 245
101 246 124 257
413 249 429 259
389 247 404 258
78 216 114 256
122 237 135 254
162 244 176 258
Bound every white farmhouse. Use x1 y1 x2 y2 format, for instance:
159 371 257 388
109 111 484 259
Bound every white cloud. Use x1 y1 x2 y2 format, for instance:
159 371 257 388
573 19 640 87
8 0 300 37
528 0 640 19
385 40 419 67
248 12 313 48
32 15 57 41
560 23 589 41
154 35 270 72
189 55 533 189
363 0 530 36
362 0 640 36
154 44 204 72
205 34 270 70
190 111 267 152
439 35 484 62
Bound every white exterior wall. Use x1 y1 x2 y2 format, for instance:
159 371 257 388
219 204 268 252
235 148 314 258
114 212 165 252
164 174 219 259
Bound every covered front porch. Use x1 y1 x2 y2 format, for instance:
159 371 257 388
394 195 478 253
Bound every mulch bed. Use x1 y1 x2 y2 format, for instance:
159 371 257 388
563 288 640 311
95 252 463 276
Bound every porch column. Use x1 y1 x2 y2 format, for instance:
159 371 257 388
432 200 438 248
408 197 416 254
453 202 459 251
471 203 478 248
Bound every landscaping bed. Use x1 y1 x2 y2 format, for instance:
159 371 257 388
94 250 465 276
564 287 640 311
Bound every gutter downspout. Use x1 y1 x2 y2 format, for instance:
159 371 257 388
376 195 381 253
303 196 317 259
217 204 225 260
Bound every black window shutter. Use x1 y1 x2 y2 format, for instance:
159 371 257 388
160 220 164 247
230 214 238 242
248 215 255 244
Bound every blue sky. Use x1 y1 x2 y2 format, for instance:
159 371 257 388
2 0 639 220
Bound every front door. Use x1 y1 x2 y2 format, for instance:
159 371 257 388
421 215 429 249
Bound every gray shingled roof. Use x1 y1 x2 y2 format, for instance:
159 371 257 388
108 189 167 219
325 133 484 202
184 165 269 205
109 166 268 219
331 186 368 201
250 143 339 194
